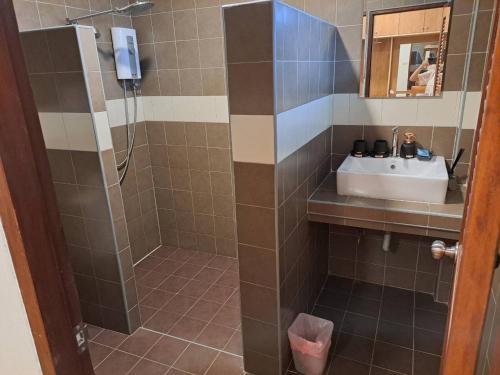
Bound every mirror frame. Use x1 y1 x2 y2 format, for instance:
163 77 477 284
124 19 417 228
361 1 452 98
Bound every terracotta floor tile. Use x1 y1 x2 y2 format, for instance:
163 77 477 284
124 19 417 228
158 275 191 293
93 329 128 348
139 305 158 324
212 305 241 329
134 267 150 281
153 246 177 259
195 323 234 349
174 263 203 278
178 279 211 298
224 330 243 356
194 267 224 284
168 316 207 341
207 255 234 271
141 270 169 288
118 328 162 356
185 299 223 322
144 336 189 366
162 294 197 315
187 251 215 266
206 352 244 375
144 310 182 334
141 289 176 309
169 248 195 262
225 290 241 308
127 359 170 375
202 284 235 303
88 342 113 368
153 259 183 276
166 368 191 375
86 325 103 340
94 350 139 375
173 343 218 375
136 284 154 301
136 256 163 271
215 270 240 288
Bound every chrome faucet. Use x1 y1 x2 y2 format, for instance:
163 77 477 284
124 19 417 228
391 127 399 157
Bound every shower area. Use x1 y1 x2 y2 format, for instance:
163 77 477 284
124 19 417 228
19 0 239 343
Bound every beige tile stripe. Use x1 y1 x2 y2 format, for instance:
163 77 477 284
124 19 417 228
106 96 230 128
332 91 481 129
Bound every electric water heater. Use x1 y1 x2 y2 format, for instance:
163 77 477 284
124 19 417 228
111 27 142 80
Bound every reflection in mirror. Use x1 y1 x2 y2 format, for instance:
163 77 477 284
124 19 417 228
360 3 451 98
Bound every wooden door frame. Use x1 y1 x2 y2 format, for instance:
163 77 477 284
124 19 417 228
441 2 499 374
0 0 93 374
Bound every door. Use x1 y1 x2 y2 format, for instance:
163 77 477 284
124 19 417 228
440 7 500 375
0 0 93 374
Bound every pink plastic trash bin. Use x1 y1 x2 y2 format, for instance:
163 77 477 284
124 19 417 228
288 313 334 375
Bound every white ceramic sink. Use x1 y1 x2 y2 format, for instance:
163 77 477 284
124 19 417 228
337 156 449 204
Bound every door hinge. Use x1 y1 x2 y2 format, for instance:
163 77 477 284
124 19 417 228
74 323 88 354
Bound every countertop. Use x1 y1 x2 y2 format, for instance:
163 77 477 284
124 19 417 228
307 173 464 239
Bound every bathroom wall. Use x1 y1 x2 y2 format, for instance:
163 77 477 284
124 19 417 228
20 26 139 333
327 0 495 183
225 2 333 374
329 226 455 301
476 250 500 374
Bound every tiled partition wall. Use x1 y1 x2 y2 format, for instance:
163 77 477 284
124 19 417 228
20 26 139 334
225 2 334 374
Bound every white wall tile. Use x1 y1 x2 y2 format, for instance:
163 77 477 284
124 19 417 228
93 111 113 151
109 96 230 125
336 91 475 128
461 91 481 129
63 113 97 152
106 96 145 128
416 91 459 127
276 95 334 162
381 98 418 126
333 94 350 125
38 112 69 150
349 94 382 125
230 115 275 164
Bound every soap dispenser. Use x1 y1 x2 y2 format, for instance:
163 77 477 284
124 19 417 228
400 132 416 159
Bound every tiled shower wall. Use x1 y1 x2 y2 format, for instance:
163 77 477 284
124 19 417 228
147 121 237 257
110 123 161 263
20 26 139 333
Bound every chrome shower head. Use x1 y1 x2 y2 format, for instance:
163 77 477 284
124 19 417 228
66 1 154 24
115 1 155 16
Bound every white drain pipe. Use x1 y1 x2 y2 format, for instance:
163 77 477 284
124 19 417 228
382 232 391 252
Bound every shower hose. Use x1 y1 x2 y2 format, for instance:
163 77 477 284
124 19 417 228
117 80 138 185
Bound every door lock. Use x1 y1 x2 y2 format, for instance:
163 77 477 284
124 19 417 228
431 240 459 261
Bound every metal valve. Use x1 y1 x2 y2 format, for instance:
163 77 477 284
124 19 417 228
431 240 459 261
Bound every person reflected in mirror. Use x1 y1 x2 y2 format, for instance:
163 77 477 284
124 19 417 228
409 57 437 96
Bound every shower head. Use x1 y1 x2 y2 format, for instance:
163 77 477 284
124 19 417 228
66 1 154 24
115 1 155 16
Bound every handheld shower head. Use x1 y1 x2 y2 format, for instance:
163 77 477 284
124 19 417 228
66 1 154 24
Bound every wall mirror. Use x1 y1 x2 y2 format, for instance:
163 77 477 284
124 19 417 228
360 2 451 98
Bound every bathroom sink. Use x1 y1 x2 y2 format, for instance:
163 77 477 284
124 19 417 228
337 155 449 204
